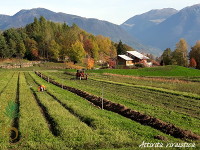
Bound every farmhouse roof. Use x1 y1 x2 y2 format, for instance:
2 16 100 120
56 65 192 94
127 51 149 59
118 55 133 61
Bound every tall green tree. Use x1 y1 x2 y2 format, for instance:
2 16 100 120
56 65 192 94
69 41 86 63
49 40 61 61
16 41 26 58
161 48 172 65
117 40 125 55
0 34 8 58
172 39 188 67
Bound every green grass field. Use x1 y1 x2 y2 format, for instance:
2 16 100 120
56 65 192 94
81 65 200 77
0 65 199 149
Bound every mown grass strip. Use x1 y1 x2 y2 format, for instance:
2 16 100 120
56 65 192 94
36 71 200 141
0 72 18 149
20 73 64 150
27 72 99 128
0 72 15 96
27 73 103 149
28 86 60 137
90 77 200 100
65 71 200 100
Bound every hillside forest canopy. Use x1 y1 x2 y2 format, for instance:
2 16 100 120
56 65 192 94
0 16 200 69
0 16 134 65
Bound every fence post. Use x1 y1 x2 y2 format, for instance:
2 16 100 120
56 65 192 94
102 87 104 110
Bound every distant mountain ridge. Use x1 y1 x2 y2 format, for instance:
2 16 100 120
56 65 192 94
0 8 161 55
121 8 178 36
122 4 200 50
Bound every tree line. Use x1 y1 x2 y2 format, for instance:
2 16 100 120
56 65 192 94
0 16 119 65
161 39 200 69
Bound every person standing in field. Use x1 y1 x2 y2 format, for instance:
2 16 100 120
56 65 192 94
38 85 46 92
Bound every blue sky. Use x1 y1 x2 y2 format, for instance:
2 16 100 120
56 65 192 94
1 0 200 24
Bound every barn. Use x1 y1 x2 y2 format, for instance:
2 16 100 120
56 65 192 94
126 51 149 64
117 51 151 67
117 55 134 66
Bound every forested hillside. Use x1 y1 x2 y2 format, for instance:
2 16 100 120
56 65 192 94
0 8 158 55
0 17 117 64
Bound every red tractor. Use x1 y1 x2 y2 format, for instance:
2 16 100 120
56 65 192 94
76 70 88 80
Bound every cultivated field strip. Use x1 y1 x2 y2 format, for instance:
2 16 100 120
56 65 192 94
25 73 102 149
66 71 200 100
0 72 19 149
30 72 183 148
27 72 98 128
19 73 64 149
0 72 15 96
44 71 200 134
89 78 200 120
36 71 200 141
25 73 60 137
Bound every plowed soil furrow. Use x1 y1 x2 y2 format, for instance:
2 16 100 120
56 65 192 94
36 71 200 141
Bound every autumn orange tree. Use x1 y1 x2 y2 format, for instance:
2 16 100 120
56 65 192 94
85 57 95 69
189 58 197 68
189 41 200 69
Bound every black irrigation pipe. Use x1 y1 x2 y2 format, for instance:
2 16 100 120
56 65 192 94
27 72 97 129
36 71 200 141
24 73 60 137
10 73 21 143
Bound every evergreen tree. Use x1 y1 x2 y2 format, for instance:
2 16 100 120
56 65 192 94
117 40 125 55
0 34 8 58
16 41 26 58
161 48 172 65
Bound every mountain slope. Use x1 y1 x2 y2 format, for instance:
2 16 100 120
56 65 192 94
121 8 178 37
122 4 200 50
142 4 200 49
0 8 161 55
